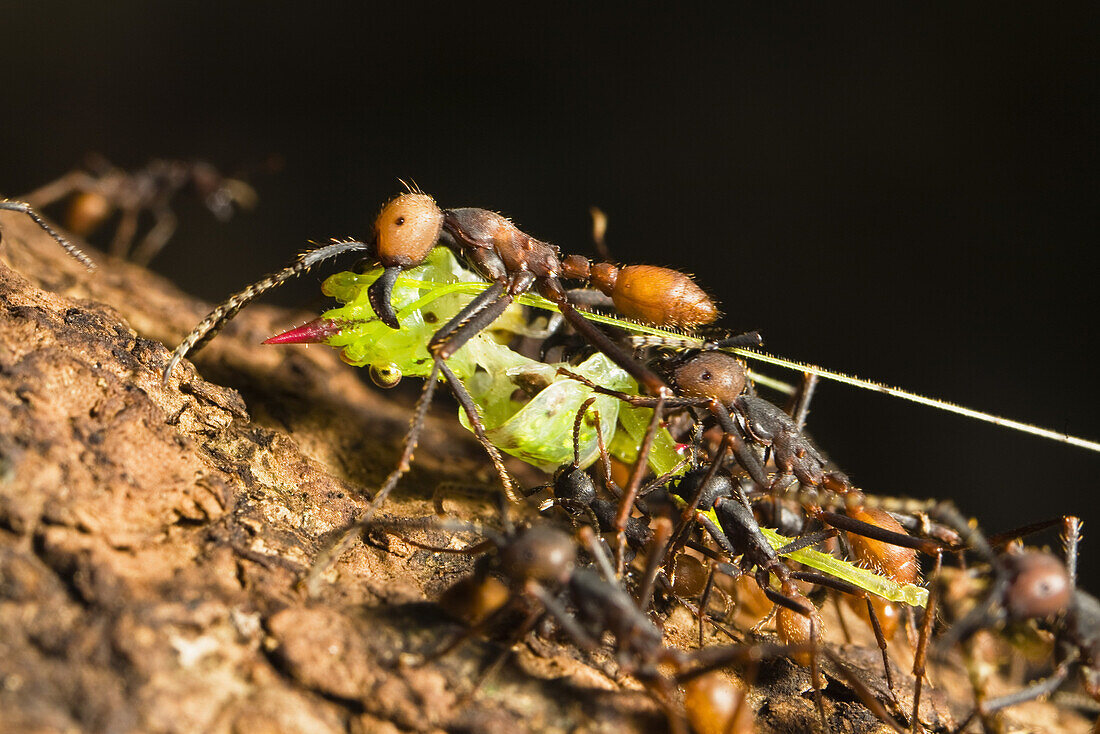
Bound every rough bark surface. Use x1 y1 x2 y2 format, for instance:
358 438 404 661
0 210 1090 733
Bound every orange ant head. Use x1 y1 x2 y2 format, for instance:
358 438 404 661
367 192 445 329
1005 551 1073 620
373 192 444 268
673 352 747 406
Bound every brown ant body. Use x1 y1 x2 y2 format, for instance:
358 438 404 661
17 155 258 264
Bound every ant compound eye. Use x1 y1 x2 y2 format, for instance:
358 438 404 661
370 363 403 388
674 352 746 405
374 193 444 267
1006 551 1072 620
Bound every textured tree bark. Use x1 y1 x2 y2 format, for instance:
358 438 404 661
0 209 1088 733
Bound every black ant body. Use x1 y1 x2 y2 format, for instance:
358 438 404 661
17 155 258 264
382 514 819 734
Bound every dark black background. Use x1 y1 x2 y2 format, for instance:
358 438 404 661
4 5 1098 587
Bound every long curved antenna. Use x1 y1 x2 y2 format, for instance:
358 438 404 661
163 239 370 385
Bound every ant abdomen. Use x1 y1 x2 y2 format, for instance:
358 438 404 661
844 594 904 640
684 672 754 734
776 588 823 667
66 191 113 236
844 507 920 586
589 263 718 328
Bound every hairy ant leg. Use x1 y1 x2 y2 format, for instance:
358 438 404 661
0 199 96 269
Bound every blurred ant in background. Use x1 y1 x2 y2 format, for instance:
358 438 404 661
18 153 269 264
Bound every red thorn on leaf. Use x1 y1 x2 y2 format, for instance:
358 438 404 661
263 318 343 345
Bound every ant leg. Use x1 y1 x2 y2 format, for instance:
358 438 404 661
130 205 178 265
554 298 669 396
1063 515 1082 586
0 199 96 269
426 279 511 355
466 606 545 697
670 438 732 558
986 516 1067 548
978 662 1073 715
791 568 902 708
613 393 665 575
696 564 721 646
164 239 370 384
910 550 942 734
773 528 838 556
18 170 97 209
785 371 819 431
109 205 140 259
833 593 854 643
577 526 617 584
437 360 518 502
524 580 601 651
636 517 672 612
302 360 444 593
816 509 943 555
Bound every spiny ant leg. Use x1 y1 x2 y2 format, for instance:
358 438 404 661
0 199 96 269
555 298 669 396
436 360 518 501
302 360 443 593
910 550 942 734
613 393 665 575
637 517 672 612
1063 515 1081 585
426 279 510 356
163 239 370 384
787 371 819 431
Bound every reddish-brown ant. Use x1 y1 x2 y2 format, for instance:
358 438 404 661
165 189 723 576
17 154 259 264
